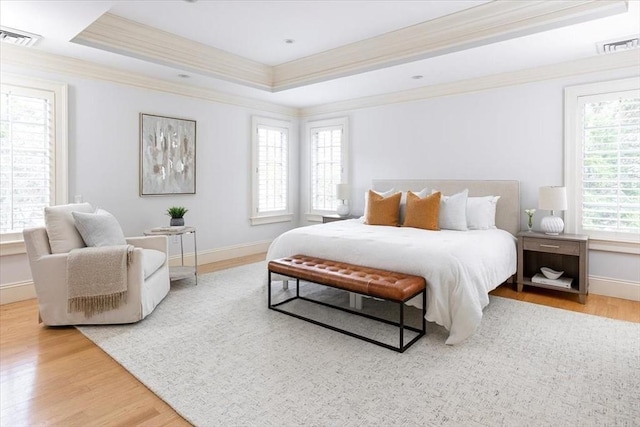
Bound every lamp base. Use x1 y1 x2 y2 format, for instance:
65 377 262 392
541 215 564 235
336 204 350 217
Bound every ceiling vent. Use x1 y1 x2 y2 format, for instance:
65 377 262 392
0 26 41 47
596 36 639 54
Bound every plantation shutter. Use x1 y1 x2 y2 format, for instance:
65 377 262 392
256 125 288 213
577 89 640 237
311 126 343 211
0 85 55 235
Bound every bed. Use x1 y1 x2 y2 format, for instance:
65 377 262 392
266 179 520 345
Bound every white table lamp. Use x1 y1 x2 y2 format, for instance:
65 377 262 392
336 183 350 217
538 186 567 235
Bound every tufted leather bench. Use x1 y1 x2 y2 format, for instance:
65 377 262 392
267 255 426 352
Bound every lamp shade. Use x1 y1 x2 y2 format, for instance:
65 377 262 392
336 183 350 200
538 186 567 211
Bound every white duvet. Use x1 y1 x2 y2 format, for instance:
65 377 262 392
266 219 517 345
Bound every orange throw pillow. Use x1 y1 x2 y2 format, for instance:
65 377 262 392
402 191 441 230
365 190 401 226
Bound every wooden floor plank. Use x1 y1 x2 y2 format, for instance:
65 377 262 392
1 253 638 426
489 283 640 322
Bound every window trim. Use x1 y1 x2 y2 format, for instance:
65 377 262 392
564 77 640 254
305 117 349 221
0 74 68 248
250 116 293 226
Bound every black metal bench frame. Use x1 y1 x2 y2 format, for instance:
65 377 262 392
267 270 426 353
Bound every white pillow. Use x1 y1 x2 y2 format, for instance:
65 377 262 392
467 196 500 230
433 189 469 231
72 209 127 247
44 203 94 254
363 188 396 215
400 188 428 201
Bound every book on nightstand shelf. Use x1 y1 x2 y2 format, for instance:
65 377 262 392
531 273 573 289
151 226 186 232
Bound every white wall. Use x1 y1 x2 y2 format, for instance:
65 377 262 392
300 67 639 284
0 66 299 290
1 61 637 300
68 78 298 247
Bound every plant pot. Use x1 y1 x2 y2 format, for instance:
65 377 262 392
170 217 185 227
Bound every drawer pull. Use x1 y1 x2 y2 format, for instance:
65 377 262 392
540 244 560 249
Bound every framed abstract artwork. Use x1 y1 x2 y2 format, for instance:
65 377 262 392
139 113 196 195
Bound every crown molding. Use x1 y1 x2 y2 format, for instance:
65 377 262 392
0 44 298 117
67 0 627 92
67 1 627 93
276 0 628 90
299 49 640 117
72 13 273 90
2 41 637 120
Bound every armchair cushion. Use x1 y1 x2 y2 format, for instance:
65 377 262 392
142 249 166 279
44 203 94 253
73 209 126 247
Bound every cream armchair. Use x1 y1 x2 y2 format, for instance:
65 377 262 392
23 207 170 325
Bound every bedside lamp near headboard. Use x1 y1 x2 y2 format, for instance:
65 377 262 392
336 183 351 217
539 186 568 235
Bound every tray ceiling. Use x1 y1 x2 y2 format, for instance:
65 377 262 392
1 1 638 108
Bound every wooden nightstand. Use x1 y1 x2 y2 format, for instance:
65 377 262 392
322 214 357 223
517 231 589 303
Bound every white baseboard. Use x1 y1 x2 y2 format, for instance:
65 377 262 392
589 276 640 302
0 280 36 305
167 239 271 267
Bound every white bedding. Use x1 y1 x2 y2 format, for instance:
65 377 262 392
266 218 517 345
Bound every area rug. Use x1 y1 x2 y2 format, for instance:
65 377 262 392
78 262 640 426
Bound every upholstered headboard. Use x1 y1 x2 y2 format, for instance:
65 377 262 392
372 179 520 236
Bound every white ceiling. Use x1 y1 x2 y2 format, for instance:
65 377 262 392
1 0 639 108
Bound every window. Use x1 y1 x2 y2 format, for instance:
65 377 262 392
565 78 639 251
307 117 348 219
0 75 67 245
250 116 292 225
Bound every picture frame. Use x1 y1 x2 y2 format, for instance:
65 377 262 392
139 113 196 195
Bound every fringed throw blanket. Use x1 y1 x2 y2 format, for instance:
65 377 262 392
67 245 134 317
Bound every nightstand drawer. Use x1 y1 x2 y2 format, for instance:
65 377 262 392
523 237 580 255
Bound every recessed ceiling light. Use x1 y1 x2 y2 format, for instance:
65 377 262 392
178 74 190 78
284 39 295 44
411 75 424 80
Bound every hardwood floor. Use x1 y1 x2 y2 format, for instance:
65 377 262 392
490 282 640 323
1 254 263 427
1 254 638 426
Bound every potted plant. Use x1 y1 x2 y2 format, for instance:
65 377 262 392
166 206 188 226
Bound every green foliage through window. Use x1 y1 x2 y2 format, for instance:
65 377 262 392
581 94 639 235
